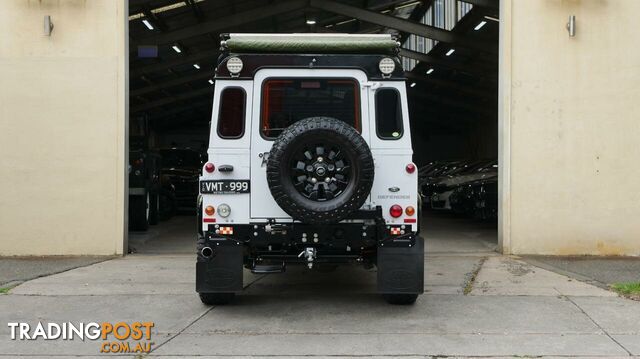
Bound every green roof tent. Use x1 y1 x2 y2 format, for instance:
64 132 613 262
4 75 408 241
222 33 400 54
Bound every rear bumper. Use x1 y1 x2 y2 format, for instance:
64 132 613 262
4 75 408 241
196 206 424 295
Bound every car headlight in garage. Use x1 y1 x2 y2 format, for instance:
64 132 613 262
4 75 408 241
217 203 231 217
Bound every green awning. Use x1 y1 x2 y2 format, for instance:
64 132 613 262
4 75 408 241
223 33 399 54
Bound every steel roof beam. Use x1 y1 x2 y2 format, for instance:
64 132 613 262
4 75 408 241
398 48 492 77
308 0 496 54
131 49 219 77
458 0 498 9
404 72 495 100
134 0 307 45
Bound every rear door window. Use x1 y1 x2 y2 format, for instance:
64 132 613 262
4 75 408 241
261 78 360 138
375 88 403 139
217 87 246 139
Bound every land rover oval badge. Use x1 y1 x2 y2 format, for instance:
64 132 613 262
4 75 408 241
388 187 400 192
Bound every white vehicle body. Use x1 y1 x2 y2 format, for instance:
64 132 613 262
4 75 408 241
200 68 418 230
196 33 424 305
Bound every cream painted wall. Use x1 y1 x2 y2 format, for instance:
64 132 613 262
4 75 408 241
0 0 127 255
500 0 640 255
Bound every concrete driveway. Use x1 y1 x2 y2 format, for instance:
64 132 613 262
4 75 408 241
1 216 638 357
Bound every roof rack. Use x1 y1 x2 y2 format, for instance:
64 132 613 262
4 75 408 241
220 33 400 55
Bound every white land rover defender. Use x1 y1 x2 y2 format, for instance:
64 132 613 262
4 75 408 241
197 33 423 305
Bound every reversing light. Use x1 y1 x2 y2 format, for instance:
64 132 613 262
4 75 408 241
406 163 416 174
205 206 215 216
204 163 215 173
217 203 231 218
226 57 243 74
390 205 403 218
405 206 415 216
379 57 396 75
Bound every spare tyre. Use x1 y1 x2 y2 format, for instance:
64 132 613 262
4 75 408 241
266 117 374 224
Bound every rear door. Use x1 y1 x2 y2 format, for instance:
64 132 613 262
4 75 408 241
249 69 370 220
366 82 418 225
201 80 252 230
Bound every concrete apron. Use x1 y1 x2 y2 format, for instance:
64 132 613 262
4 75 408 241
1 254 638 357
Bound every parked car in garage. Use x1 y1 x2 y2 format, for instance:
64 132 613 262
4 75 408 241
128 149 161 231
450 177 498 220
160 148 202 213
419 159 498 219
429 160 496 210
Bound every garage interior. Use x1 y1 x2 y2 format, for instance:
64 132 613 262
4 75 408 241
127 0 499 255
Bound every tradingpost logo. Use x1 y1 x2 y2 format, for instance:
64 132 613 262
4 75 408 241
8 321 155 354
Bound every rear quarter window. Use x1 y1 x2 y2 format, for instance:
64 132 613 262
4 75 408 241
375 88 403 140
217 87 246 139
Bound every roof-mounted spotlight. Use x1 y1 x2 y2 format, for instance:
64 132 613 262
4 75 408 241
226 57 243 75
379 57 396 76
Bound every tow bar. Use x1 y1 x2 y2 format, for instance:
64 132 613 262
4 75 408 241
298 247 317 269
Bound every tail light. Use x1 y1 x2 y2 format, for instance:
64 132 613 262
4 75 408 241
405 163 416 174
204 163 215 173
390 205 403 218
204 206 215 216
405 206 415 216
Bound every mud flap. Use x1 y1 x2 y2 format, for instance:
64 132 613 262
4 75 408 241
196 240 244 293
377 235 424 294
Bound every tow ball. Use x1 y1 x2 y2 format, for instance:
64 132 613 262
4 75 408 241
298 247 317 269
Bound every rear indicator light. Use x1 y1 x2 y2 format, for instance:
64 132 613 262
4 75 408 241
405 206 415 216
205 206 215 216
390 204 403 218
406 163 416 174
204 163 215 173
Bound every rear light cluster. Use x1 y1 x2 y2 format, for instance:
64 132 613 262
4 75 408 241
390 205 403 218
204 162 215 173
390 205 416 218
203 205 216 223
405 206 415 216
203 204 231 219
